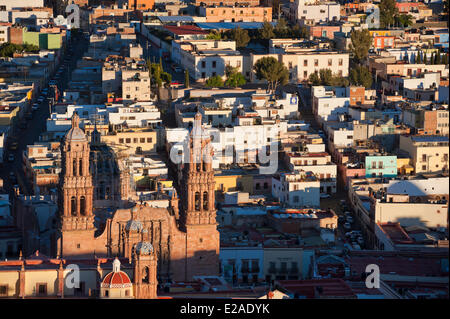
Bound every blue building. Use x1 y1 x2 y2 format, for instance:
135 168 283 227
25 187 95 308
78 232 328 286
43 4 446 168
365 155 398 178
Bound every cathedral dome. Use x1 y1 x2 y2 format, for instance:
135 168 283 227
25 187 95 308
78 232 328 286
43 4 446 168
101 258 132 288
135 241 154 255
65 112 87 142
126 220 143 232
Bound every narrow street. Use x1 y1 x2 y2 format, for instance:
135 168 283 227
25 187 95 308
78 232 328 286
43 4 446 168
0 33 89 197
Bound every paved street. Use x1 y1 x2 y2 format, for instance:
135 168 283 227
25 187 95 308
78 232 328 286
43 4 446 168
0 33 88 197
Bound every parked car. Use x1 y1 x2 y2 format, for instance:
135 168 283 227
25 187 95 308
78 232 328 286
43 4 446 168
9 172 17 183
9 142 18 151
357 237 364 245
320 193 331 199
344 222 351 230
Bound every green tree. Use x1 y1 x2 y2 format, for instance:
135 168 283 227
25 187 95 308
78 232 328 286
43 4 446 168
379 0 398 29
259 21 275 40
290 24 309 39
442 54 448 65
224 66 246 87
184 68 190 88
229 27 250 48
161 71 172 86
253 56 289 94
0 43 39 57
272 0 281 18
395 14 413 27
309 72 321 85
349 65 373 89
206 31 222 40
206 75 224 87
349 29 372 63
414 52 420 64
274 18 289 38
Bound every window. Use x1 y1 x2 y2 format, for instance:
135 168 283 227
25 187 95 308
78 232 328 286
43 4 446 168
212 61 216 68
147 137 153 143
37 283 47 296
422 165 427 171
201 61 206 68
304 71 308 78
125 290 130 297
328 59 332 66
126 138 131 143
422 154 427 162
303 60 308 66
104 290 109 297
293 196 299 203
119 138 124 143
378 161 383 169
0 285 7 297
140 138 145 143
314 59 318 67
339 59 343 66
133 138 138 143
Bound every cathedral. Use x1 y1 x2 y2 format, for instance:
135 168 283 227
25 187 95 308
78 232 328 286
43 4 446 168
56 112 220 282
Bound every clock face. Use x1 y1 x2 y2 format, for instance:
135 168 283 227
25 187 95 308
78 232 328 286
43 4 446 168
54 15 67 26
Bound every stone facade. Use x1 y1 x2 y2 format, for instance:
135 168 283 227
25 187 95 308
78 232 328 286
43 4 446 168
57 113 220 282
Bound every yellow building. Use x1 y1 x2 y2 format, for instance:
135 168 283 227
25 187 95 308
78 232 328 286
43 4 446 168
101 128 158 155
397 157 414 175
0 105 20 126
215 172 254 194
399 135 449 174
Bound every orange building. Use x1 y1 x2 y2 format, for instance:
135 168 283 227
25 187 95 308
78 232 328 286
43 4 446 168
199 6 272 23
128 0 155 10
194 0 260 5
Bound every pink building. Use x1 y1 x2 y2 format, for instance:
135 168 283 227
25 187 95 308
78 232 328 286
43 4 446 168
308 25 340 39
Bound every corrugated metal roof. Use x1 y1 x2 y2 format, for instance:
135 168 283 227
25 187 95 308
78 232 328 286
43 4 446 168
158 16 195 22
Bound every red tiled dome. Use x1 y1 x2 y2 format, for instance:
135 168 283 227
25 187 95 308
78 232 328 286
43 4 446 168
101 271 132 288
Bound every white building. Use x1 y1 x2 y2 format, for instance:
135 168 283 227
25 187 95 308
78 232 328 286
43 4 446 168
291 0 340 25
172 39 243 81
312 86 350 123
0 0 43 10
272 173 320 208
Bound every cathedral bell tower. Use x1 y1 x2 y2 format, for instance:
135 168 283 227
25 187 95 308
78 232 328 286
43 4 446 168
180 112 220 279
58 112 95 258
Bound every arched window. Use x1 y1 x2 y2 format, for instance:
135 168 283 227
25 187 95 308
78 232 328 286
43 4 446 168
80 196 86 215
142 267 149 283
79 159 83 176
203 191 208 210
195 192 200 211
71 196 76 215
73 159 77 176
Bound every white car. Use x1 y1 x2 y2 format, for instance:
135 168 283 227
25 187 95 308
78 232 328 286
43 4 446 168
320 193 331 199
344 222 351 230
